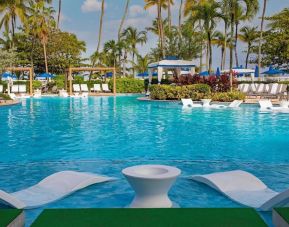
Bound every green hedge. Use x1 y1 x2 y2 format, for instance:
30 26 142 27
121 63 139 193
0 93 12 100
150 84 211 100
150 84 245 101
109 78 145 93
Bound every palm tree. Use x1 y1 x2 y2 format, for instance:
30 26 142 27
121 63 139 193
103 40 119 67
144 0 168 59
96 0 105 53
27 1 55 73
258 0 267 77
178 0 183 36
238 26 258 68
167 0 174 33
189 0 222 72
57 0 62 29
118 0 130 42
0 0 29 37
122 26 147 77
132 54 150 74
212 31 231 70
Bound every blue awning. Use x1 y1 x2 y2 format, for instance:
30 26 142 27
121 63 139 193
199 71 210 76
1 72 17 79
262 66 284 75
36 73 55 79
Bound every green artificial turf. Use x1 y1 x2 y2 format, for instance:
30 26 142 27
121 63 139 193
274 208 289 224
0 209 22 227
32 208 268 227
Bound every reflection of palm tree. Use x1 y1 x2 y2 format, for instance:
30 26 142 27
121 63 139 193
122 27 147 77
239 26 258 68
27 2 55 73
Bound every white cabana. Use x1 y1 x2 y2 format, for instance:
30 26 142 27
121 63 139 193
148 60 196 84
222 68 255 81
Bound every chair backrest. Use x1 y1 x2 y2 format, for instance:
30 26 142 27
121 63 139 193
94 84 101 91
256 84 265 93
250 84 257 93
80 84 89 92
259 100 273 109
278 84 287 94
11 85 19 93
269 83 279 95
181 99 194 107
102 84 110 91
242 84 250 93
229 100 243 108
238 84 244 91
0 85 3 93
19 85 27 93
73 84 81 92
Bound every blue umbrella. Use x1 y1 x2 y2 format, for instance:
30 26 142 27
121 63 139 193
1 72 17 79
36 73 55 79
216 67 221 77
199 71 210 76
254 65 259 78
137 72 149 77
105 72 113 77
262 66 284 75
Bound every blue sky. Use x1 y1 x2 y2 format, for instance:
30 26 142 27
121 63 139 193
55 0 288 69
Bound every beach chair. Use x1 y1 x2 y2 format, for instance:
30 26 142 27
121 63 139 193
181 99 202 108
11 85 19 93
256 84 265 95
241 84 250 94
0 85 3 93
277 84 288 98
91 84 102 92
80 84 89 93
102 84 111 92
210 100 243 109
191 170 289 211
0 171 114 209
259 100 289 112
73 84 81 92
18 85 27 94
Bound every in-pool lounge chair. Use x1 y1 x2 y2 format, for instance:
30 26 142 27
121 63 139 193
181 99 202 108
191 170 289 211
259 100 289 112
209 100 243 109
0 171 114 209
102 84 111 93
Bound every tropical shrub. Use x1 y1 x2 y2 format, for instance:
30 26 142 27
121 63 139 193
144 78 171 91
109 78 145 93
150 84 211 100
33 81 42 89
211 91 246 102
0 93 12 100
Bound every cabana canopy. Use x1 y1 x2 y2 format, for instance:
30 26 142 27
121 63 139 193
148 59 196 84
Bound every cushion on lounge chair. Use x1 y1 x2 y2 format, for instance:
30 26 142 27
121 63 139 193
191 170 289 211
0 171 114 209
31 208 267 227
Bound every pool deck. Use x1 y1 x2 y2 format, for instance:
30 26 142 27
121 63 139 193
0 100 20 107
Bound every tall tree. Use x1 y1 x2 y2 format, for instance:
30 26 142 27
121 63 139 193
212 31 231 70
258 0 267 77
27 1 55 73
118 0 130 42
96 0 105 53
57 0 62 29
122 26 147 77
238 26 258 68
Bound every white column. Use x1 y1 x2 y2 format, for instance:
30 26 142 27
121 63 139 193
157 67 163 84
148 69 153 85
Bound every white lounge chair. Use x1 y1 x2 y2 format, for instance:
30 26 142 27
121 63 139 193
181 99 202 108
91 84 102 92
210 100 243 109
73 84 81 93
11 85 19 93
259 100 289 112
269 83 279 96
241 84 250 93
0 85 3 93
80 84 89 92
0 171 114 209
18 85 27 93
191 170 289 211
102 84 111 92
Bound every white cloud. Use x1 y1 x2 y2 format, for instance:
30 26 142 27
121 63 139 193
129 5 145 17
81 0 105 13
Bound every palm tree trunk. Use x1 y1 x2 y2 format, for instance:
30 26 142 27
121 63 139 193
258 0 267 78
96 0 105 53
43 42 48 73
57 0 62 29
178 0 183 36
229 4 235 92
158 0 165 59
206 42 209 71
221 48 225 70
118 0 130 42
234 22 239 67
222 22 228 70
132 51 135 78
208 32 213 73
168 0 171 33
245 45 250 68
199 21 203 72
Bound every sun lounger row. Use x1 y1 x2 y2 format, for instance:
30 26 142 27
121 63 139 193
182 99 243 109
73 84 89 93
90 84 111 92
11 85 27 94
238 83 287 97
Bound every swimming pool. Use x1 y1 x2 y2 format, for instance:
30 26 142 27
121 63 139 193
0 96 289 225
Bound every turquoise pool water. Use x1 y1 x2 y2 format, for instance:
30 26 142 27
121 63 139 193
1 96 289 225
